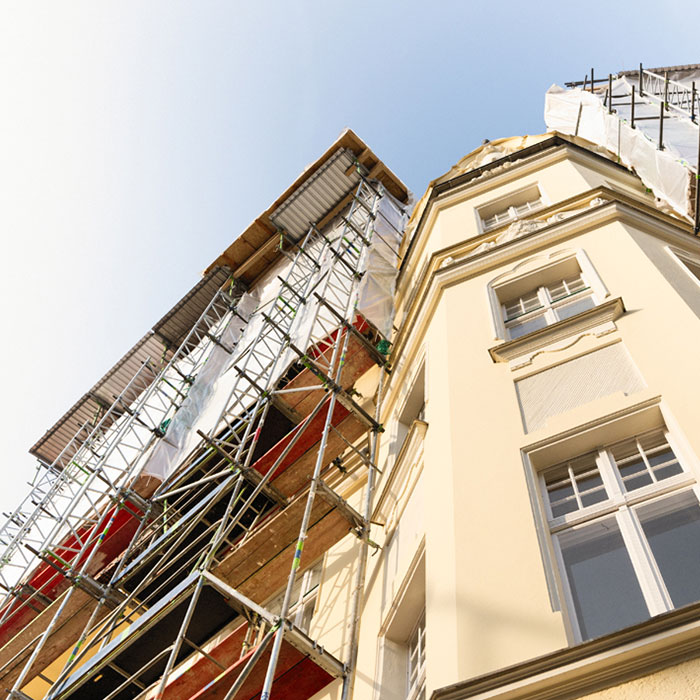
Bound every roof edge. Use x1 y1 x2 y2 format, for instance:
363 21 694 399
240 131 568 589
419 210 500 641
203 128 409 277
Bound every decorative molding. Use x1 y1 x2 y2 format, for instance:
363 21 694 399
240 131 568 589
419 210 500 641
373 420 427 532
390 187 692 416
468 198 609 260
488 298 625 368
430 601 700 700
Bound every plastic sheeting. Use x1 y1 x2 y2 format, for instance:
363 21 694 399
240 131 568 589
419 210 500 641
138 259 297 481
544 81 695 219
357 193 408 337
139 292 259 480
138 194 407 482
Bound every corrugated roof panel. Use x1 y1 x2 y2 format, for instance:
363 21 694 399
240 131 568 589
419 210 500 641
30 267 231 466
270 149 360 239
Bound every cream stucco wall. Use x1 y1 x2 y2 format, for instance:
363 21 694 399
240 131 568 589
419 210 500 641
336 141 700 699
248 141 700 700
579 656 700 700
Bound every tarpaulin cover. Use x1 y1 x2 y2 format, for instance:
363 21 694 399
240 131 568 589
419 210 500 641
544 80 695 218
139 291 259 480
357 192 408 336
139 191 406 480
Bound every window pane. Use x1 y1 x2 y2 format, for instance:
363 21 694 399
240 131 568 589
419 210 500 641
580 488 607 508
545 465 578 518
547 275 586 301
638 492 700 609
612 438 654 492
513 198 542 216
505 291 541 320
545 455 607 518
484 209 514 230
617 453 653 491
555 295 595 321
565 275 587 294
508 313 548 339
624 472 654 491
547 280 567 300
559 519 649 640
612 434 683 493
407 611 426 700
643 436 683 481
298 599 316 633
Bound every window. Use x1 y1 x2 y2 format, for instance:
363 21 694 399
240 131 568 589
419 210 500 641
395 363 426 454
377 552 425 700
668 247 700 287
540 429 700 642
503 273 595 339
496 255 601 340
406 611 426 700
478 184 544 232
267 561 322 633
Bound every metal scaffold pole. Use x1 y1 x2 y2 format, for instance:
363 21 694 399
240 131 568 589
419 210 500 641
6 173 406 700
341 368 386 700
4 280 250 698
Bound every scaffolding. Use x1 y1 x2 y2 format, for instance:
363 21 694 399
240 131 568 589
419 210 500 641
1 170 407 700
550 64 700 231
0 280 243 642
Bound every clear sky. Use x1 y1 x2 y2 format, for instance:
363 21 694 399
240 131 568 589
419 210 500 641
0 0 698 519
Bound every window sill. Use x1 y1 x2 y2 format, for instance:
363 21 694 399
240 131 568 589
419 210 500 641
372 420 427 531
430 600 700 700
488 297 625 369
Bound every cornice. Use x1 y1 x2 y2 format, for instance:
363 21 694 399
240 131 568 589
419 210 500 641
398 138 647 289
431 601 700 700
488 298 625 368
390 191 694 388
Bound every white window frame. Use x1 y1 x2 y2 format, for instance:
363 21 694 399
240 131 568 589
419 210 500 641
375 550 426 700
406 610 426 700
666 245 700 289
266 560 323 633
476 183 547 234
487 250 609 341
502 274 595 340
389 355 427 467
536 426 700 643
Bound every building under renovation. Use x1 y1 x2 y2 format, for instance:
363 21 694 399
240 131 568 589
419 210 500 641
2 63 700 700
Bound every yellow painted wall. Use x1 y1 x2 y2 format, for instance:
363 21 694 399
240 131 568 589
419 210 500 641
341 143 700 698
580 656 700 700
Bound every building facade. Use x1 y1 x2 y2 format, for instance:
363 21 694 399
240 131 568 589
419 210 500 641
2 70 700 700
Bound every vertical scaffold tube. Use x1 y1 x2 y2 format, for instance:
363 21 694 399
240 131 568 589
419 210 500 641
341 369 386 700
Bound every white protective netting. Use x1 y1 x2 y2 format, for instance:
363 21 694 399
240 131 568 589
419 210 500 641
140 190 407 480
545 77 698 219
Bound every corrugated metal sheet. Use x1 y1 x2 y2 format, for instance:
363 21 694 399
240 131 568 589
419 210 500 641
29 267 231 466
515 343 646 433
29 136 409 469
270 149 360 239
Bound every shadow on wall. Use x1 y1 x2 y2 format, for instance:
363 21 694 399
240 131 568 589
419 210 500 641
450 587 565 678
310 537 361 658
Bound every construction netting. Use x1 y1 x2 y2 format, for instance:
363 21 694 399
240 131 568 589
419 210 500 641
545 77 698 219
357 193 408 337
139 188 407 480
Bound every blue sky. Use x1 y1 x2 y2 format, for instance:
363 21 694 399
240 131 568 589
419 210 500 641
0 0 698 516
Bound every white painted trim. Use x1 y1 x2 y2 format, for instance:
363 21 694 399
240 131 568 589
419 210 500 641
524 403 700 644
475 181 548 236
487 248 608 343
665 244 700 289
